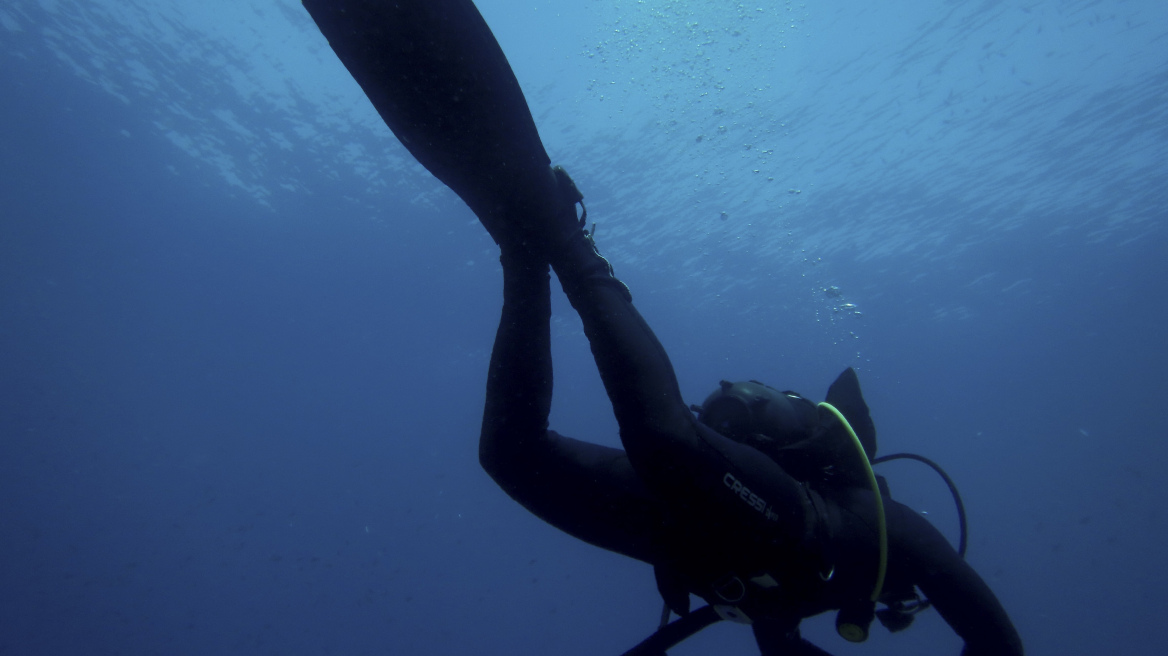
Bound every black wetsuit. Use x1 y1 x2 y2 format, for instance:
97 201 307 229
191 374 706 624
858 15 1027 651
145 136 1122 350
478 250 1022 656
302 1 1023 654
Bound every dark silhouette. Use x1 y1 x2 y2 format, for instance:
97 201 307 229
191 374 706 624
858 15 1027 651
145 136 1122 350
302 1 1023 654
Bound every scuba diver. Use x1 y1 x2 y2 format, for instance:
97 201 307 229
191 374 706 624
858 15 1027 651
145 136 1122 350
301 1 1024 654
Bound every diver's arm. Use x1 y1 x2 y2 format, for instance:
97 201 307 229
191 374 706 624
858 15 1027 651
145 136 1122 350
478 253 663 563
886 502 1024 655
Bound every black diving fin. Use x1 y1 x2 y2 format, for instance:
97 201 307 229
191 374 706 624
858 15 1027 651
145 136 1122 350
301 0 553 221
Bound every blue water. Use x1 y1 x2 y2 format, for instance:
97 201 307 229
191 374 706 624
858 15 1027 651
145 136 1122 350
1 1 1165 654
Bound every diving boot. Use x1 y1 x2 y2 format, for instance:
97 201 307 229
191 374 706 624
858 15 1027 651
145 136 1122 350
543 166 632 302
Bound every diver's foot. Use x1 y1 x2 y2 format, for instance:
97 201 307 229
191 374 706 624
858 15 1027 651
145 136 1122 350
484 164 630 300
543 167 632 302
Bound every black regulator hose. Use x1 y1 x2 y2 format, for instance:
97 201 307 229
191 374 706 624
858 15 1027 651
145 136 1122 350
871 452 968 558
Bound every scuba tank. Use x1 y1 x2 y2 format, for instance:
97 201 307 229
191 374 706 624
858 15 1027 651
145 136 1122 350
621 369 968 655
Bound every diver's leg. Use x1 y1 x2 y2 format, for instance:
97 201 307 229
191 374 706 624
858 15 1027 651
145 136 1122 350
305 0 817 549
479 250 554 470
479 248 665 563
544 175 821 549
305 0 666 557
